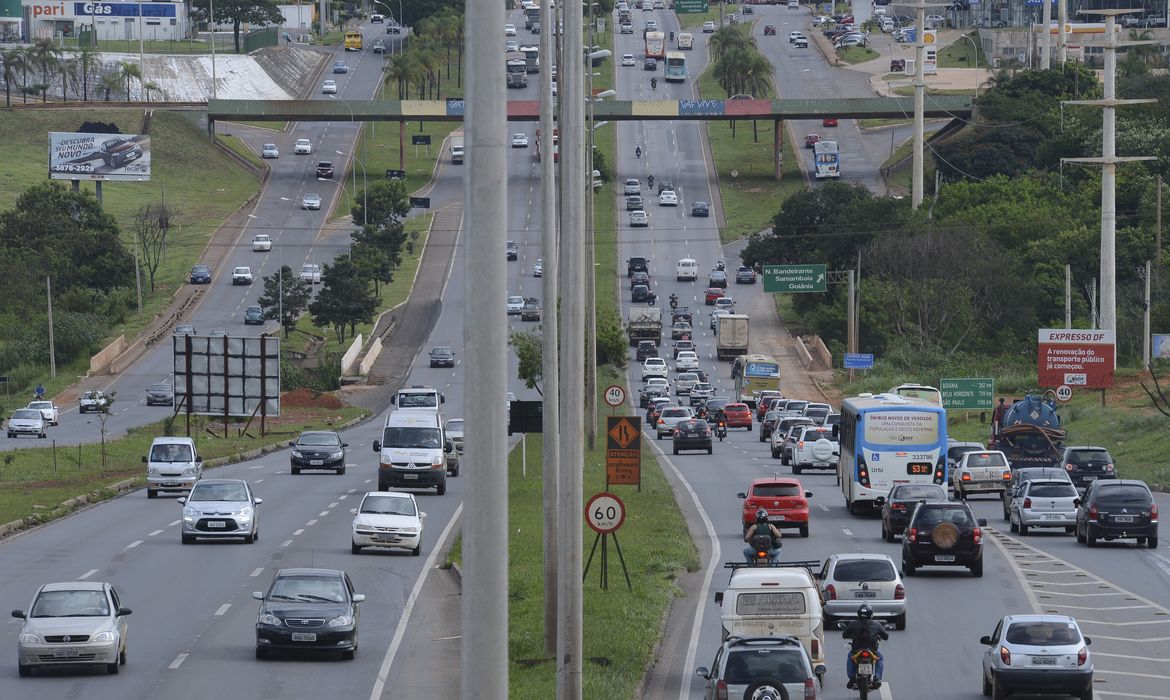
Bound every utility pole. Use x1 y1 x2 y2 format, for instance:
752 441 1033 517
460 0 508 692
538 0 560 658
210 0 218 100
1057 0 1069 64
1090 278 1098 330
846 269 855 382
556 0 586 693
1062 9 1156 339
1144 259 1152 368
1040 0 1052 69
903 2 946 209
585 3 598 451
46 277 56 379
1157 174 1163 264
1064 263 1072 328
134 232 143 318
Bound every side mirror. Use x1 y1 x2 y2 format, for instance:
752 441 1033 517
836 621 848 630
390 396 397 405
372 441 381 452
832 425 839 438
141 456 147 463
977 518 988 527
874 497 886 506
342 443 349 448
814 664 827 679
736 492 747 499
1084 637 1091 645
444 441 454 454
420 512 427 519
254 498 263 505
177 497 186 505
714 592 724 606
289 441 296 447
11 610 25 619
695 667 710 679
805 491 813 498
440 394 446 404
116 607 132 617
352 594 366 603
979 635 992 645
252 592 264 600
1073 499 1081 507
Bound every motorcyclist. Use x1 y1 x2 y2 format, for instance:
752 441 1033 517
716 260 726 271
34 384 45 400
650 77 657 89
842 605 889 690
648 174 655 189
670 31 675 42
669 293 678 310
742 508 782 563
635 146 642 159
647 290 658 306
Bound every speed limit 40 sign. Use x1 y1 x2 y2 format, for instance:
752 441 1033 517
585 492 626 534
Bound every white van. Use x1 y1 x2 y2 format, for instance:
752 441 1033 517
392 385 446 412
143 436 203 499
373 411 454 495
676 257 699 281
714 565 826 666
677 32 694 49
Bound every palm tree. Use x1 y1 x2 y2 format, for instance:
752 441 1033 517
143 80 163 102
742 53 774 99
384 55 411 99
60 56 79 100
99 72 123 101
119 60 142 100
0 49 21 107
77 48 102 101
708 25 750 62
32 39 61 102
17 45 36 96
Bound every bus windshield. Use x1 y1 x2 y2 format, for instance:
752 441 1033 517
664 51 687 81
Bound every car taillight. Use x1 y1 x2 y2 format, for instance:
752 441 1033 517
1002 471 1013 480
797 441 805 449
824 584 836 600
1077 646 1088 666
858 456 871 488
803 677 816 699
1104 463 1114 472
1000 646 1011 665
1088 504 1098 520
811 638 819 659
973 527 983 544
1065 463 1075 471
1151 503 1158 519
961 473 972 481
1023 497 1032 509
907 527 917 543
658 418 664 425
715 679 728 700
891 502 905 511
894 583 905 600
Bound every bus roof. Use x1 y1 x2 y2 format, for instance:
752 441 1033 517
739 353 777 364
841 394 944 411
813 140 839 153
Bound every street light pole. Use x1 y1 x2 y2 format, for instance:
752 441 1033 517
209 0 217 100
960 33 980 99
335 148 368 227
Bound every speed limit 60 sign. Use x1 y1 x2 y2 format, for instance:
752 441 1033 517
585 492 626 534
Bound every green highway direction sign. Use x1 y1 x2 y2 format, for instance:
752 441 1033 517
940 378 995 410
762 264 827 293
675 0 710 12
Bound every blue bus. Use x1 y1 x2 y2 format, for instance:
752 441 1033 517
664 51 687 82
837 394 948 515
813 140 840 179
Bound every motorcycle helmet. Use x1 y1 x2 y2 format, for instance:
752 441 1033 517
755 508 769 524
857 605 874 620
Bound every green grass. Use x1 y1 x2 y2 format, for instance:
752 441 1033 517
676 6 740 30
937 33 987 69
696 68 804 241
0 406 368 526
859 118 911 128
338 120 460 215
216 133 264 170
292 213 433 355
892 85 975 97
834 45 879 64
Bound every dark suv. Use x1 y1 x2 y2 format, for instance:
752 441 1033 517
901 501 987 577
630 271 650 289
627 255 648 277
635 340 658 363
1059 446 1116 489
1076 479 1158 548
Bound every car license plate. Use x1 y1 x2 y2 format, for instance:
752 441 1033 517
163 482 180 487
774 514 785 520
310 460 324 466
854 590 877 598
1043 513 1062 520
857 663 874 675
207 521 227 528
403 473 419 480
934 554 956 562
291 632 317 642
53 647 80 658
1032 656 1057 665
376 535 401 543
1114 515 1135 523
1083 476 1096 481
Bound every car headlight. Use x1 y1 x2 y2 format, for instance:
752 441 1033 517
291 451 303 459
91 631 115 643
431 456 443 467
402 527 419 534
330 451 344 460
148 467 160 477
260 614 282 626
182 467 196 476
327 615 354 628
236 506 253 520
19 633 40 645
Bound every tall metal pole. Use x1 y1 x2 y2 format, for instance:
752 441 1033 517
912 6 925 209
209 0 217 100
1144 259 1151 368
138 0 144 76
1058 0 1068 65
134 232 143 317
538 0 561 658
1064 263 1071 329
846 269 855 382
1040 0 1051 69
46 276 56 379
1157 174 1163 264
460 0 508 692
585 2 598 451
557 0 586 691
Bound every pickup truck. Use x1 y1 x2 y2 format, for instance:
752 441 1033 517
316 161 334 178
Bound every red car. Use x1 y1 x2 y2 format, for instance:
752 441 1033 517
756 392 784 421
764 24 777 35
804 133 820 149
704 287 725 305
822 117 838 127
738 477 812 537
722 402 753 429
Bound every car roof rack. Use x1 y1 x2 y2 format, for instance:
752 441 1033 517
723 560 821 579
726 635 803 648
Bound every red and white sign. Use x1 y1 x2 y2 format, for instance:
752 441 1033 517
585 492 626 534
1038 329 1115 389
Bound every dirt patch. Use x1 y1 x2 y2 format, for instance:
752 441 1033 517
281 388 346 409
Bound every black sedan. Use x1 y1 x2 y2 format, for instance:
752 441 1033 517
429 346 456 368
254 568 363 660
643 58 657 70
145 382 174 406
244 305 264 325
672 419 713 455
877 483 949 542
758 410 784 442
289 431 348 475
691 201 709 217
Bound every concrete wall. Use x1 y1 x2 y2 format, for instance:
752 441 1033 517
359 336 384 375
89 335 127 375
340 333 363 375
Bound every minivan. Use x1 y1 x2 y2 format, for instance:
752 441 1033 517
676 258 699 281
392 385 445 412
373 411 455 495
144 437 202 499
715 566 826 666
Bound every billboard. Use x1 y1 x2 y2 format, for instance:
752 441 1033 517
48 132 151 182
1037 329 1115 389
1154 334 1170 359
173 335 280 417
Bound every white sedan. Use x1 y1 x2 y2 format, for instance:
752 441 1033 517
260 143 279 158
351 491 425 555
703 21 716 32
322 79 338 94
300 263 322 284
293 138 312 155
641 357 669 381
629 210 649 227
621 53 636 66
302 193 322 210
534 258 543 277
658 190 678 206
251 234 272 252
674 351 699 372
26 401 59 426
507 295 525 315
512 133 529 148
505 23 517 36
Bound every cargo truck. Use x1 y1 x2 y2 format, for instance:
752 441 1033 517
449 130 464 164
716 314 750 360
627 307 663 346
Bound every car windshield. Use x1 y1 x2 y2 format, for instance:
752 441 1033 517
298 433 341 447
381 426 442 449
432 347 453 356
915 507 971 528
1028 483 1078 498
31 589 110 618
1005 622 1081 646
724 648 808 684
678 373 697 381
446 420 464 432
1069 450 1111 465
269 575 347 604
148 384 170 392
678 421 706 430
662 409 690 418
12 409 39 419
150 443 193 462
28 402 51 409
948 445 981 461
1095 485 1152 504
190 482 248 502
966 453 1008 468
834 559 896 582
804 407 830 418
753 484 801 497
785 401 809 412
693 383 711 391
801 429 834 440
508 296 524 304
892 485 946 500
360 495 417 516
398 393 438 408
764 411 782 421
193 266 209 273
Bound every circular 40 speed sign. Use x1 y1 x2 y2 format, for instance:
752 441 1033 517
585 492 626 534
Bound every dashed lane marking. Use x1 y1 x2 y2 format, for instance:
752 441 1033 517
126 540 142 549
293 529 304 536
319 511 330 517
306 519 318 527
168 520 180 527
250 568 264 577
214 604 231 616
79 568 98 580
280 539 293 548
841 528 853 537
168 653 188 669
148 529 164 536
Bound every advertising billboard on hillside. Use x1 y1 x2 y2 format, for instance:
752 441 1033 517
1037 329 1115 388
48 132 152 182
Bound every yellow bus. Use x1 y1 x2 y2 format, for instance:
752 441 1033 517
732 354 781 408
345 31 363 51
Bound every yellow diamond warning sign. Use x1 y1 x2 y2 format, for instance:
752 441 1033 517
607 417 640 449
606 416 642 487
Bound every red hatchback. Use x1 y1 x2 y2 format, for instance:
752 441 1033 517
705 287 725 305
723 402 753 429
738 477 812 537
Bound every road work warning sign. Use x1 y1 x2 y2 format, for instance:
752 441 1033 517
1037 329 1115 389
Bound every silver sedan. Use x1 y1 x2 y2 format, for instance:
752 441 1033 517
14 581 131 676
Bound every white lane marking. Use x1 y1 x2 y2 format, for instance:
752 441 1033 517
1096 693 1170 699
126 540 143 549
819 504 830 512
348 488 358 493
319 511 330 517
214 603 231 616
79 568 99 580
329 502 339 508
149 529 164 536
369 501 464 700
168 653 188 669
280 539 293 548
255 478 265 483
338 494 349 500
879 683 894 700
364 479 372 484
248 465 265 469
294 529 305 536
250 568 264 577
1090 635 1170 643
841 529 853 537
306 519 318 527
169 520 181 527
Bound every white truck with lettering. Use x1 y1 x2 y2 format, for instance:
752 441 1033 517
715 565 826 666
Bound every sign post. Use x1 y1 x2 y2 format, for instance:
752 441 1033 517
940 378 995 411
762 264 828 293
605 416 641 490
583 492 631 591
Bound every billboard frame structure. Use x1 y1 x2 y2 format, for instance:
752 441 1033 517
172 334 281 436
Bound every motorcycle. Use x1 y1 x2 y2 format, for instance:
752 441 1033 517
716 260 726 271
669 296 678 311
715 420 727 441
635 147 642 159
648 175 655 189
647 292 657 306
747 530 781 565
650 77 657 90
837 622 888 700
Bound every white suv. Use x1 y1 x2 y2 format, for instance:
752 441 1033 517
655 406 693 439
641 357 668 381
791 425 838 474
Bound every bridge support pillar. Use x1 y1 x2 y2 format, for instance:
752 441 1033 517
774 119 783 181
399 120 405 171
